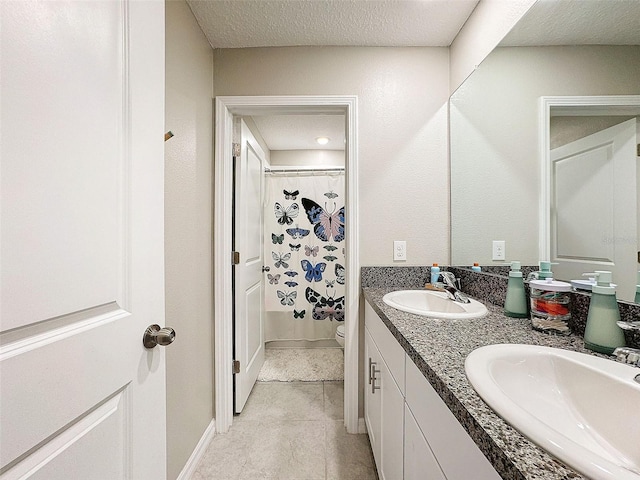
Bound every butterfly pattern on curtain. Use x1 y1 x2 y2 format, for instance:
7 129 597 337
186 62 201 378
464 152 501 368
264 174 345 323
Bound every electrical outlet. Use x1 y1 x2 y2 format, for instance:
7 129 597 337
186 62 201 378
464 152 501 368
394 241 406 261
492 240 506 261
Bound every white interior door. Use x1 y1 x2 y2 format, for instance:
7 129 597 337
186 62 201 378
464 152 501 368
550 118 638 301
234 120 266 413
0 2 167 478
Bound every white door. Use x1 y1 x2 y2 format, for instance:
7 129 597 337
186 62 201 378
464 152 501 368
234 120 266 413
0 2 167 479
364 328 382 468
404 405 447 480
551 118 638 301
364 328 404 480
378 350 404 480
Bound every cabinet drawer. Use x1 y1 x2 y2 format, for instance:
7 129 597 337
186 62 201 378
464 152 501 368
405 358 501 480
365 302 405 394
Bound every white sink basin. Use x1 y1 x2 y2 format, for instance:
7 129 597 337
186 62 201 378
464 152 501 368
382 290 487 319
465 344 640 480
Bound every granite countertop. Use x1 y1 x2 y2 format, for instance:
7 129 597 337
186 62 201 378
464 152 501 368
363 287 592 480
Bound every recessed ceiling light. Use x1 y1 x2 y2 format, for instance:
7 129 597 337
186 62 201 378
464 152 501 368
316 137 330 145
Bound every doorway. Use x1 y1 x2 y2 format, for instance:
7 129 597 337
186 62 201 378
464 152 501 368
214 96 359 434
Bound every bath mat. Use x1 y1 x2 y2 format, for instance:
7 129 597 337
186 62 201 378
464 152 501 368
257 348 344 382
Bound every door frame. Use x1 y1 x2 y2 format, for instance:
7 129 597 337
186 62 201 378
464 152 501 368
538 95 640 259
214 95 359 434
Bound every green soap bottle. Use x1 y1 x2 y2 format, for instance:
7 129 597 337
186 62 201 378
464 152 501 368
504 261 528 318
537 261 555 280
527 260 555 281
583 271 626 354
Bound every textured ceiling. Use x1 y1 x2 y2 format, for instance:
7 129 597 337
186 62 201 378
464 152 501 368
501 0 640 46
186 0 480 48
252 115 345 151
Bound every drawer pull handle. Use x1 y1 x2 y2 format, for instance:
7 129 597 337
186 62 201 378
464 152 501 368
371 364 381 394
368 358 375 384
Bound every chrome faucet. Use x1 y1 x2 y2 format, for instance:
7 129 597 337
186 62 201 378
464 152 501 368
438 271 470 304
613 347 640 368
614 319 640 368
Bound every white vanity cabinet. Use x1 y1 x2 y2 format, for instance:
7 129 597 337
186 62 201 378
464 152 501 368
365 302 502 480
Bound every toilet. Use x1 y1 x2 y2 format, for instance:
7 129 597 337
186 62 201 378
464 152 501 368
335 324 345 348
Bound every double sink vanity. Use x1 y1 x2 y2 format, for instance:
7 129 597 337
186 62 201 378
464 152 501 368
361 266 640 480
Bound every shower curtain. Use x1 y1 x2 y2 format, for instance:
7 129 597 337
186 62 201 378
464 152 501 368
263 171 345 342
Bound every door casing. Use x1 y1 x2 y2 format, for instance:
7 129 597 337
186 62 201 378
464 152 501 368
214 95 359 433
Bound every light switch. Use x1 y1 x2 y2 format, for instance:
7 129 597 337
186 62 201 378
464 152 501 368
394 241 406 261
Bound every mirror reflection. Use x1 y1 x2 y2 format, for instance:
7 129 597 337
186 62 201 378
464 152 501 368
450 1 640 302
545 101 639 303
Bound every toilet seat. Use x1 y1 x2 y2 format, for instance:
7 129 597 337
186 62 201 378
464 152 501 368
335 324 345 348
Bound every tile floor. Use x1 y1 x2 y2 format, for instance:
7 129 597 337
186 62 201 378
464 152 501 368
193 381 377 480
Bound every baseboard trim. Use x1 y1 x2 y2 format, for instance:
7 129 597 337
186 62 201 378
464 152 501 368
358 417 367 434
176 419 216 480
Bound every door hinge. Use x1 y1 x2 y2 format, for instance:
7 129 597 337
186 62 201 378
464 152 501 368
232 142 241 158
232 251 240 265
232 360 240 374
637 143 640 156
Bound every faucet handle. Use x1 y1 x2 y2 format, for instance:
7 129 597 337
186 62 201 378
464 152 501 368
616 320 640 331
438 271 456 284
613 347 640 367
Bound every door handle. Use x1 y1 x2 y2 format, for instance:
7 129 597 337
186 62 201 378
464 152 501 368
262 266 270 272
143 324 176 348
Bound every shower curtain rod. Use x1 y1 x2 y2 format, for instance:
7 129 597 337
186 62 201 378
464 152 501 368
265 166 345 174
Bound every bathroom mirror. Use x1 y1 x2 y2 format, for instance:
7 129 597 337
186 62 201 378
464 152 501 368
450 0 640 302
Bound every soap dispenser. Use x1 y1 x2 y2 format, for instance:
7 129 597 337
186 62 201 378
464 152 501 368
430 263 440 284
583 271 626 354
526 261 555 281
504 261 528 318
537 261 554 280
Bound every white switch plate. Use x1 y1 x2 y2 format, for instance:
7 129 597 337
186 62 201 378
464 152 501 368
394 241 407 261
492 240 506 261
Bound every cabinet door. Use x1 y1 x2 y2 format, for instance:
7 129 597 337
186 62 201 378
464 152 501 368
364 328 382 467
365 302 405 393
379 357 404 480
365 326 404 480
404 404 446 480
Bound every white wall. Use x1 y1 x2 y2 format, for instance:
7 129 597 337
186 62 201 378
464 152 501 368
449 0 535 93
450 46 640 265
550 115 635 149
214 46 451 266
270 149 345 168
165 2 214 478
